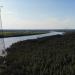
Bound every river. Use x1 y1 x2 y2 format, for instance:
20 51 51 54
0 31 64 56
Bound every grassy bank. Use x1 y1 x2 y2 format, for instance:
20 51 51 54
1 32 75 75
0 31 47 38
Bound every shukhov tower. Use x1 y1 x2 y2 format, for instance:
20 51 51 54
0 6 5 56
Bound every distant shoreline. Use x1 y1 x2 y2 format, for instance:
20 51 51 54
0 32 47 38
0 29 75 38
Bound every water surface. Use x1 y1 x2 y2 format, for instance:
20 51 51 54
0 31 64 56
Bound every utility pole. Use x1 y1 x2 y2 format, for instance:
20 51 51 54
0 6 6 55
0 6 3 30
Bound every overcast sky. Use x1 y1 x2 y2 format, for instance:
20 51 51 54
0 0 75 29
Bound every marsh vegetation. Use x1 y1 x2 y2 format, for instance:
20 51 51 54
0 32 75 75
0 30 48 38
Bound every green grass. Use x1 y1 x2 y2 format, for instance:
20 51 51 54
1 32 75 75
0 31 47 38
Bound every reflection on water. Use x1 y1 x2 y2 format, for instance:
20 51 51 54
0 31 64 56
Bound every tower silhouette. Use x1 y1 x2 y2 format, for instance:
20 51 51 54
0 6 5 56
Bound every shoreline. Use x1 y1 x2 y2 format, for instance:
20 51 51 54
0 33 47 38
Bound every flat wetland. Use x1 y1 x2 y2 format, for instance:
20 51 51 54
0 30 75 75
0 30 49 38
0 29 74 38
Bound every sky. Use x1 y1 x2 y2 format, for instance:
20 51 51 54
0 0 75 29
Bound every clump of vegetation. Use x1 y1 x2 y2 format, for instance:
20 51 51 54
1 32 75 75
